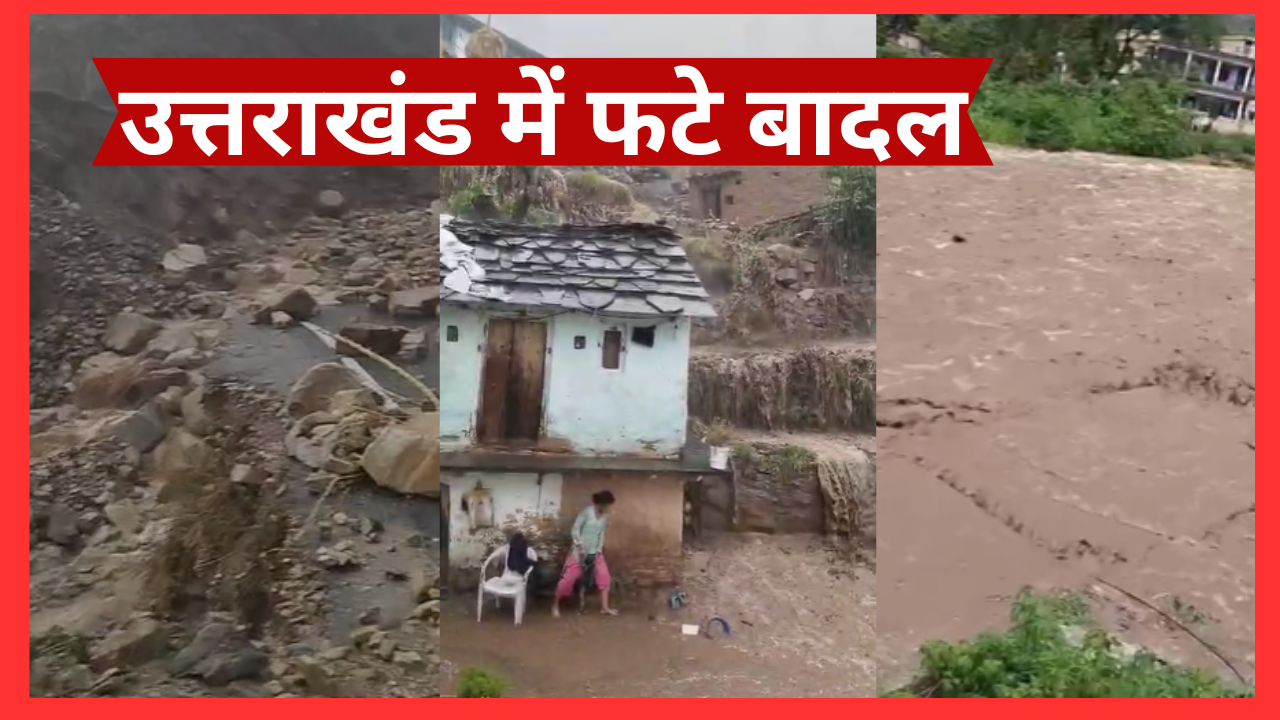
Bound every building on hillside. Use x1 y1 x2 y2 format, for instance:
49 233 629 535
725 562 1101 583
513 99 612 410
441 14 545 59
438 217 717 589
686 166 830 226
1128 31 1255 129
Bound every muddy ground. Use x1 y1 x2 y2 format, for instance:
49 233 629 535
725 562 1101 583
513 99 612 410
442 534 875 697
876 148 1255 687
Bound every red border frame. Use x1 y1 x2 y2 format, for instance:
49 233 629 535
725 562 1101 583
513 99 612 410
12 4 1264 701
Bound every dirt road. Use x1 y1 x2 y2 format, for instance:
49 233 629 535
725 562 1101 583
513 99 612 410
442 534 875 697
876 148 1255 686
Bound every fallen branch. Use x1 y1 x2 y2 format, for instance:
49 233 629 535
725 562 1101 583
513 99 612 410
300 321 439 410
1093 575 1248 687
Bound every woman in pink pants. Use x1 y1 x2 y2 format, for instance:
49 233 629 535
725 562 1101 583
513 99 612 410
552 490 617 617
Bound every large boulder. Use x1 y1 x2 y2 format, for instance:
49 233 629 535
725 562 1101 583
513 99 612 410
89 616 170 672
286 363 363 418
152 428 216 501
103 311 163 354
360 412 439 497
72 352 142 409
145 320 228 357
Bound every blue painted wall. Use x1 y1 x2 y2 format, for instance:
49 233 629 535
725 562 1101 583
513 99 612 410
439 306 691 457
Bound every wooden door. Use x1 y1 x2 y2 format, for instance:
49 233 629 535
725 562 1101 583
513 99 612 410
476 318 547 445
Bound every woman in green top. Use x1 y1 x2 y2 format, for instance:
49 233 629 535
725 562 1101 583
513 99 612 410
553 490 617 617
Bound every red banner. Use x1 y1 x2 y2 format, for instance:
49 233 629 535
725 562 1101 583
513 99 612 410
92 58 992 166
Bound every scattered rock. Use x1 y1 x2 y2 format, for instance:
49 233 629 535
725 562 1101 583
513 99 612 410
286 420 339 470
105 402 167 452
162 243 209 276
179 386 214 436
316 542 361 570
387 287 440 318
295 655 340 696
145 320 227 357
103 312 163 355
72 353 141 409
316 189 346 218
257 286 318 322
43 502 82 546
412 600 441 623
330 388 380 416
392 650 424 667
411 570 440 604
103 500 141 536
89 616 169 672
350 626 378 648
230 463 269 486
163 347 206 370
337 322 409 358
270 311 294 329
152 429 216 499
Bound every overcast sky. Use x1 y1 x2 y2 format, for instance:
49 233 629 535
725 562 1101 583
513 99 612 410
470 14 875 58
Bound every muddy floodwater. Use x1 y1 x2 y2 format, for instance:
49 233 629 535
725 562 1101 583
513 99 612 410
876 148 1255 686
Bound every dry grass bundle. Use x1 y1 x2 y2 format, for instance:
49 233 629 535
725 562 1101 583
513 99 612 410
689 346 875 432
146 465 290 631
465 25 506 59
564 170 634 209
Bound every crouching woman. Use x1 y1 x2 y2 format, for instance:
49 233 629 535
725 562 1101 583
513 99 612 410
552 490 618 617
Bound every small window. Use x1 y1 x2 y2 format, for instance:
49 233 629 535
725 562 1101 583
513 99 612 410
573 335 586 349
602 330 622 369
446 325 459 342
734 177 743 185
725 195 735 206
631 325 656 348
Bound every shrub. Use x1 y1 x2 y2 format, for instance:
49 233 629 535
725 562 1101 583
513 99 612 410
886 589 1254 698
457 667 508 698
969 79 1254 166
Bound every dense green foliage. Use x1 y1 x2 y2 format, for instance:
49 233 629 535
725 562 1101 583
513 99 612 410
971 79 1254 161
878 15 1255 165
885 591 1254 698
457 667 509 698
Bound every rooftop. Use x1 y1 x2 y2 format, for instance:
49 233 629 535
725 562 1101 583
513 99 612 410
440 217 717 318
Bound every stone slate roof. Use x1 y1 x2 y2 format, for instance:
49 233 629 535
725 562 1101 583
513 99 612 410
441 219 717 318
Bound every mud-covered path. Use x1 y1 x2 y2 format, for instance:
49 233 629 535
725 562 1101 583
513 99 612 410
208 304 441 642
876 149 1255 686
442 534 875 697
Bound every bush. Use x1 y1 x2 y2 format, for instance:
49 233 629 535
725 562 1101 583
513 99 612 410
885 590 1254 698
970 79 1254 165
457 667 508 698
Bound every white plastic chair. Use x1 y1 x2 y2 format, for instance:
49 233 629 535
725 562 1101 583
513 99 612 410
476 543 538 625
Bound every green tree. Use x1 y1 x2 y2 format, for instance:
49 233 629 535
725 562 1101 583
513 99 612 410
916 14 1226 82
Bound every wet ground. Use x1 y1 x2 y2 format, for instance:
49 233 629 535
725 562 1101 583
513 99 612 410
442 534 876 697
207 303 442 640
876 149 1255 687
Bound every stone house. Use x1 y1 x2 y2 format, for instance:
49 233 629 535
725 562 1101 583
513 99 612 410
686 166 831 226
438 217 717 588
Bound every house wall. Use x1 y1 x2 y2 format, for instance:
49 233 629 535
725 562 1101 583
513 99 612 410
693 166 830 227
439 305 692 456
443 470 565 573
443 469 686 588
560 470 686 586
